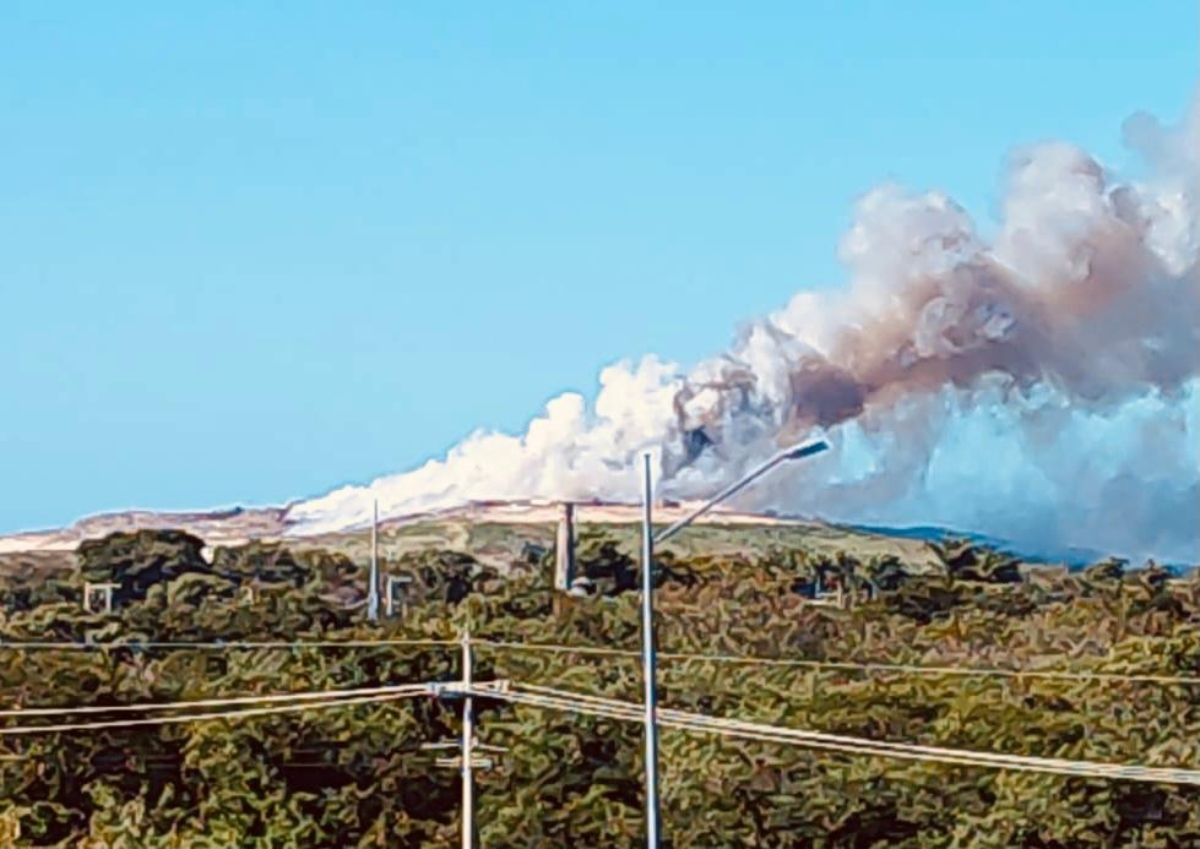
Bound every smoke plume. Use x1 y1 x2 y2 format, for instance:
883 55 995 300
290 97 1200 564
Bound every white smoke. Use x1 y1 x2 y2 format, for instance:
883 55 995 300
288 97 1200 564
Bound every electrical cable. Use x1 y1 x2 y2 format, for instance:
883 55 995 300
480 682 1200 786
469 638 1200 687
0 638 456 651
0 682 434 718
0 688 430 737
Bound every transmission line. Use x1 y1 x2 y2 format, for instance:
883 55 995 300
10 637 1195 688
0 686 431 736
474 681 1200 787
0 638 456 651
0 681 436 719
469 638 1200 687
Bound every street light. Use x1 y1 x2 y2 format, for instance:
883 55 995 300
638 436 830 849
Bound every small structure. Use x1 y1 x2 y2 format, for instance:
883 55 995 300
384 574 414 618
422 740 508 772
520 541 548 564
83 582 118 614
568 576 594 597
805 573 846 607
553 502 577 591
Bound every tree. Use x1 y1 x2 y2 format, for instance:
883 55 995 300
210 542 317 589
78 530 211 606
575 532 640 596
4 527 1200 847
1083 557 1128 586
930 538 1022 584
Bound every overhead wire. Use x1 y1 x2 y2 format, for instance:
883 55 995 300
0 638 457 651
468 638 1200 687
4 638 1194 685
0 634 1019 682
493 683 1200 785
474 681 1200 786
0 681 437 718
0 686 432 737
11 633 1200 685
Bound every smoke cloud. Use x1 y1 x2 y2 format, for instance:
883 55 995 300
289 97 1200 564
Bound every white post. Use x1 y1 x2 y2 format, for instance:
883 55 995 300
368 500 380 621
385 575 413 619
640 452 661 849
83 583 116 614
461 626 476 849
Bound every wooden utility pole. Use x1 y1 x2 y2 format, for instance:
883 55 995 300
460 627 476 849
423 628 508 849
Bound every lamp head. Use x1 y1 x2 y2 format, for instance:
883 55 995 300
781 438 830 461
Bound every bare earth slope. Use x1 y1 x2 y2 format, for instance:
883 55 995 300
0 507 293 555
0 500 945 574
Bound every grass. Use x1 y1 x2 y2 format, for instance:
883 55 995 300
295 519 945 573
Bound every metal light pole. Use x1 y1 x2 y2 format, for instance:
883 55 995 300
639 437 829 849
368 499 380 622
639 453 660 849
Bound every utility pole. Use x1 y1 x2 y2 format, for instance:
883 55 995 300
461 626 476 849
423 629 508 849
368 499 380 622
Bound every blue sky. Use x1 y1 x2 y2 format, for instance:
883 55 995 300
1 1 1196 533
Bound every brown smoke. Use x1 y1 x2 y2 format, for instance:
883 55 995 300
777 199 1199 438
292 95 1198 563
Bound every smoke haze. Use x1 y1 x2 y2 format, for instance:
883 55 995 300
290 97 1200 564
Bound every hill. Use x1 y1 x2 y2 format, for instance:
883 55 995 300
0 500 951 574
848 524 1113 569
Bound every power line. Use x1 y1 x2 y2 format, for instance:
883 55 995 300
0 688 430 737
7 636 1195 688
6 671 1196 791
469 638 1200 687
474 682 1200 787
0 681 436 719
0 638 457 651
489 682 1200 786
3 630 1198 847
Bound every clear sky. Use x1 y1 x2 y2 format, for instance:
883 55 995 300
1 1 1196 533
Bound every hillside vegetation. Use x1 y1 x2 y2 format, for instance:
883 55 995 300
0 528 1197 848
297 518 948 573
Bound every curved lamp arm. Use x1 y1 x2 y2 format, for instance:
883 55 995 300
653 437 829 545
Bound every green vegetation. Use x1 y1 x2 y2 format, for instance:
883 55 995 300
0 527 1198 848
298 518 949 574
